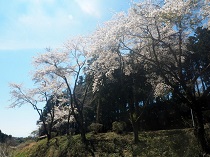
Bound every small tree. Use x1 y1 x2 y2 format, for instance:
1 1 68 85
112 121 126 134
9 78 64 141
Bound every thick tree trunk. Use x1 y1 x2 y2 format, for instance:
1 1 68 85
193 108 210 154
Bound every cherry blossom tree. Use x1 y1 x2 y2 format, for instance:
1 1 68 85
87 0 210 153
32 36 92 143
9 78 64 141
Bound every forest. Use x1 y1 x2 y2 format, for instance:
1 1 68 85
3 0 210 156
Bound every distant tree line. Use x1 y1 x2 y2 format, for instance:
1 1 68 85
0 130 12 143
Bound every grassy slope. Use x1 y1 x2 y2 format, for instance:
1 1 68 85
12 129 201 157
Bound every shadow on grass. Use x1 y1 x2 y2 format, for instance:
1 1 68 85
13 129 202 157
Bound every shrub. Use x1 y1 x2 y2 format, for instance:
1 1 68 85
112 121 126 134
88 123 103 134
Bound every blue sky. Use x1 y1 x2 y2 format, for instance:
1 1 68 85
0 0 133 137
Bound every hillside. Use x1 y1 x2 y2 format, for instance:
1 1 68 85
12 128 202 157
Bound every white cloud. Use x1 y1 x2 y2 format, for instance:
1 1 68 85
0 0 76 50
74 0 101 18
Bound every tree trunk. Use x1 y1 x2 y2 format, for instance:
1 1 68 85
128 101 139 143
133 121 139 144
46 133 51 143
77 112 87 143
193 107 210 154
41 117 51 141
77 119 87 143
80 127 87 143
96 99 101 123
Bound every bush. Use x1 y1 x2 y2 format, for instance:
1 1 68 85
112 121 126 134
88 123 103 134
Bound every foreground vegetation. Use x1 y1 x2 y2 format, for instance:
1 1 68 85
12 129 204 157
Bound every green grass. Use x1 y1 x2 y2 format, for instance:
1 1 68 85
12 128 201 157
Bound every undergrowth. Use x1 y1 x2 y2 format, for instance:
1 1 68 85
13 128 201 157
